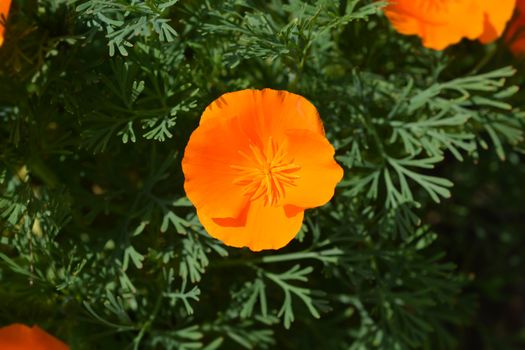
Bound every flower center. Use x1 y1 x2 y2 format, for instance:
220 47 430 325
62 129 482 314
231 138 301 206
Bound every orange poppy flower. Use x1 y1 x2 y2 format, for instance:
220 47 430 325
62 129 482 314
182 89 343 251
505 0 525 56
0 0 11 47
384 0 516 50
0 324 69 350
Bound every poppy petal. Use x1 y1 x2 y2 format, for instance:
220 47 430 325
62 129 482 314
385 0 485 50
31 326 69 350
256 88 325 137
505 0 525 56
200 89 324 138
182 115 251 219
0 324 69 350
283 129 343 209
0 0 11 47
198 199 304 251
478 0 516 43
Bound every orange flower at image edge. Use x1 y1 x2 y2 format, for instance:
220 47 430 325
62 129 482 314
384 0 516 50
0 0 11 47
506 0 525 56
182 89 343 251
0 324 69 350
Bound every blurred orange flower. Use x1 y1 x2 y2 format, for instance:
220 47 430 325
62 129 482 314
384 0 516 50
182 89 343 251
506 0 525 56
0 0 11 47
0 324 69 350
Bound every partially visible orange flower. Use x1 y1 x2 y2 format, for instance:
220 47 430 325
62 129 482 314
505 0 525 56
182 89 343 251
0 0 11 47
0 324 69 350
384 0 516 50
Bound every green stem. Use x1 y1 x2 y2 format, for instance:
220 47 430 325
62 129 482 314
132 293 163 350
28 156 60 189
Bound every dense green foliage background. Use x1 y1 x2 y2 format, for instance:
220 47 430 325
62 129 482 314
1 0 524 349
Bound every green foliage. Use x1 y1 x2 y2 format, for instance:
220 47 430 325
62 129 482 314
1 0 524 349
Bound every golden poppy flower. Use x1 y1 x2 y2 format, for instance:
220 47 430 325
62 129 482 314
0 0 11 47
384 0 516 50
182 89 343 251
0 323 69 350
505 0 525 56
